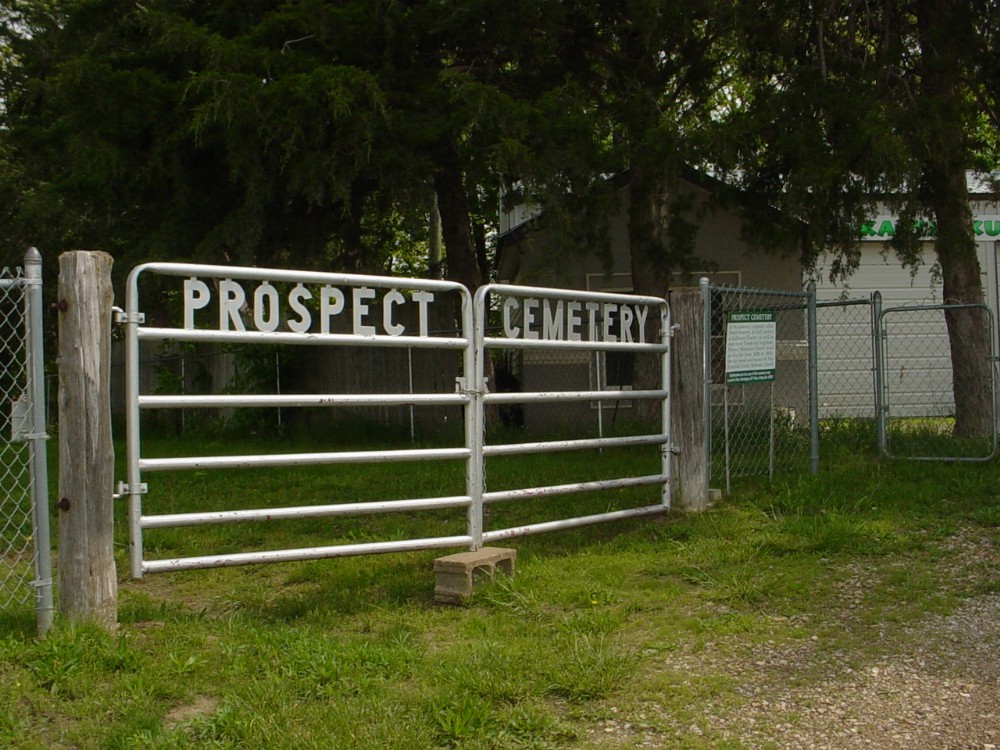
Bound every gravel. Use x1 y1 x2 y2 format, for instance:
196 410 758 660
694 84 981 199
585 526 1000 749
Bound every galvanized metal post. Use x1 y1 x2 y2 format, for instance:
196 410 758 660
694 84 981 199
468 288 485 550
807 281 819 474
872 291 886 456
24 248 53 634
661 301 673 509
125 268 145 578
699 278 712 492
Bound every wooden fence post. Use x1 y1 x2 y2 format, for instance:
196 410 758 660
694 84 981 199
671 291 708 510
57 251 117 629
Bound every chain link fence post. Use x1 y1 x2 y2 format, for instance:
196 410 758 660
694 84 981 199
700 277 713 493
807 281 819 475
872 291 886 456
25 248 53 634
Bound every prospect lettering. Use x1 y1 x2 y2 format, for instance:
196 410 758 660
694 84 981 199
182 277 436 337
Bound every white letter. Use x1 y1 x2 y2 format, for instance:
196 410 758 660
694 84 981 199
620 305 634 343
603 303 618 342
523 298 539 340
586 302 600 341
219 279 246 332
412 291 434 337
287 284 312 333
183 277 211 329
567 301 582 341
320 286 345 334
542 299 564 341
383 289 406 336
353 287 377 335
253 283 280 332
503 297 520 338
635 306 649 343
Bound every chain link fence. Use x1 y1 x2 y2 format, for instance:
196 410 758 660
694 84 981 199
703 283 814 491
1 250 52 633
1 267 33 611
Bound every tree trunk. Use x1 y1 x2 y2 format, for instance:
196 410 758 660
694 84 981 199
433 142 481 292
628 165 673 425
917 0 993 438
428 193 443 280
936 189 993 438
433 141 499 417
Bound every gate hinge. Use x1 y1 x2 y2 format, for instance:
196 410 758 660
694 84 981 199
114 481 148 499
662 443 681 456
113 307 145 325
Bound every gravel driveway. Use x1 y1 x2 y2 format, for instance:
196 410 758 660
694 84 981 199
586 527 1000 749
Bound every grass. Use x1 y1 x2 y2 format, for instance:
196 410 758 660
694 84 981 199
0 424 998 748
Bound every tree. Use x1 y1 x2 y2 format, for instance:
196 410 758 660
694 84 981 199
722 0 1000 438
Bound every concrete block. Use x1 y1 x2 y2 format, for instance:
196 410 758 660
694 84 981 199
433 547 516 604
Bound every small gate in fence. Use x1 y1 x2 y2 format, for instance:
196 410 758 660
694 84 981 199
700 279 819 492
122 263 672 578
876 302 998 461
0 248 53 633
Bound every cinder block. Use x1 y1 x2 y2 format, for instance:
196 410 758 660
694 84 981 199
433 547 516 604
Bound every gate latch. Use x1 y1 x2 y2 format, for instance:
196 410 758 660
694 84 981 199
114 481 148 499
9 395 29 442
113 307 145 325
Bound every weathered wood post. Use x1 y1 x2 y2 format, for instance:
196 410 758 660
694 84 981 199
57 251 117 629
671 291 708 510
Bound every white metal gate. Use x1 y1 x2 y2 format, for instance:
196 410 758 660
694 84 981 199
122 264 671 577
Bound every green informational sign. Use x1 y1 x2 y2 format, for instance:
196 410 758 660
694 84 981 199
725 311 776 384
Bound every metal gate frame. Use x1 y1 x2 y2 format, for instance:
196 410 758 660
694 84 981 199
122 263 477 577
876 302 998 461
121 265 672 577
473 284 673 546
1 247 53 633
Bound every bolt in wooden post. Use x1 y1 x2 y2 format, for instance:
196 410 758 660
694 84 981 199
57 251 117 630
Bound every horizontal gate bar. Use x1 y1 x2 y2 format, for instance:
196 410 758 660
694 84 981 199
484 283 667 306
141 495 472 529
142 535 474 574
140 447 471 472
137 326 469 349
484 474 668 503
483 434 667 457
484 389 667 404
482 504 667 544
481 335 668 352
140 393 469 409
128 261 471 292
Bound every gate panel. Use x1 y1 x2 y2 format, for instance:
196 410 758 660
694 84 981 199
878 303 997 460
473 284 672 544
123 263 476 577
